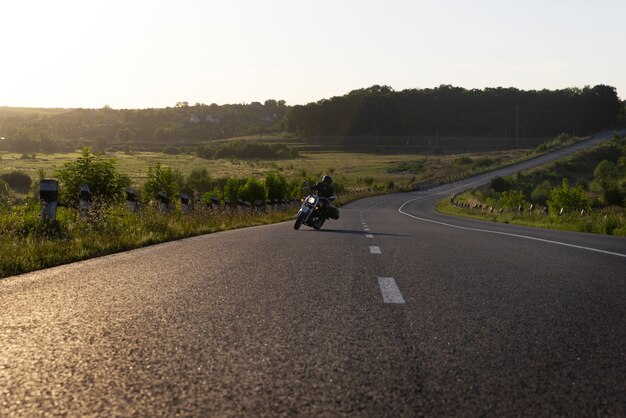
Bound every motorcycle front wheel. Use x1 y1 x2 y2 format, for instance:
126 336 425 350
294 212 305 230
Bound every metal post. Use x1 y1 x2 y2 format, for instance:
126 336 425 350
39 179 58 221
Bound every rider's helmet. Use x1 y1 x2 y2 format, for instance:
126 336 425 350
322 175 333 184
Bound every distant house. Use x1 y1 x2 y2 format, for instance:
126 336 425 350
190 115 200 124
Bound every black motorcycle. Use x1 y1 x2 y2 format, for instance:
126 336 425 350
294 184 339 230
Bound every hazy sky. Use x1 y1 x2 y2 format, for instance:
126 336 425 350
2 0 624 109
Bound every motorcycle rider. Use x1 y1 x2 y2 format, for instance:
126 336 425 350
309 175 336 218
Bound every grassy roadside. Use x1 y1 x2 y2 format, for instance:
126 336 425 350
436 134 626 236
0 204 294 278
0 187 384 279
437 197 626 236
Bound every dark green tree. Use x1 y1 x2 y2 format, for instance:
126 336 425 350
593 160 621 205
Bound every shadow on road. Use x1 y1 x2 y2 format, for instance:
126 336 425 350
302 228 411 238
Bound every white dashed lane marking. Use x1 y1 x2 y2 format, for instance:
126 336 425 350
365 234 374 238
377 277 405 304
369 246 381 254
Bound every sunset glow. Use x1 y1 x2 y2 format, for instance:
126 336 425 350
1 0 624 109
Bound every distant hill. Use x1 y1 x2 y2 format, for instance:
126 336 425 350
0 101 289 152
0 107 72 118
1 85 623 154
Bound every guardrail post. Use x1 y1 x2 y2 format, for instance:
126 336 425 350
180 193 190 214
156 191 170 213
210 197 220 212
79 184 91 219
40 179 58 221
224 198 232 214
126 188 140 212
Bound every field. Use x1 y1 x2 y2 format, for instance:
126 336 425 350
0 147 531 192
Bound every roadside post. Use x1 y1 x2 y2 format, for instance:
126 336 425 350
79 184 91 219
40 179 59 221
126 188 140 212
156 191 170 213
180 193 190 214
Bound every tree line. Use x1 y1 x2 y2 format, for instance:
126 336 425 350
0 100 288 153
285 84 623 139
1 85 623 154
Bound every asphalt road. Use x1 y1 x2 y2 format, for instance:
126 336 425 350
1 132 625 417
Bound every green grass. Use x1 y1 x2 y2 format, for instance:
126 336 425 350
0 148 530 191
435 135 626 236
0 186 385 279
0 203 296 278
437 194 626 236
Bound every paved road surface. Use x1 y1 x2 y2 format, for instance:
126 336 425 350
1 131 625 416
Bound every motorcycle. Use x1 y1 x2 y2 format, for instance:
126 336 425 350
294 183 338 230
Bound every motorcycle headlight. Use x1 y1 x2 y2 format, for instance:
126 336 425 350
306 196 316 205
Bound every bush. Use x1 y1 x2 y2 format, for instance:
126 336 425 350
592 160 621 205
163 146 182 155
202 190 223 205
593 160 619 190
264 171 288 201
536 133 570 153
223 177 242 204
143 162 179 203
185 168 214 195
501 189 526 209
547 179 590 214
0 179 11 208
56 147 130 207
358 176 375 187
0 171 32 193
475 157 499 168
530 180 552 205
239 177 268 203
197 146 215 159
490 176 511 193
456 156 473 165
203 141 299 160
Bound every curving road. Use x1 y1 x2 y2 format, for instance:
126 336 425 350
1 131 625 417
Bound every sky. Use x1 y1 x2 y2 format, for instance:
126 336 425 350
1 0 624 109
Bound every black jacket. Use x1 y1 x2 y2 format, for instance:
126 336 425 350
310 182 334 199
